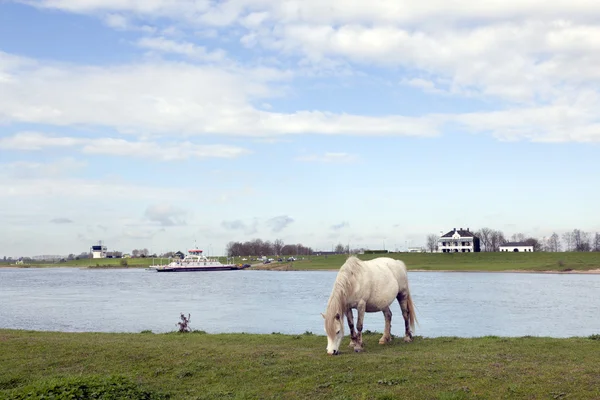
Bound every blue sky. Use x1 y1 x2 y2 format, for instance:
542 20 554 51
1 0 599 257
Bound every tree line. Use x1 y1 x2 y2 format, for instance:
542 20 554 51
226 239 314 257
425 228 600 252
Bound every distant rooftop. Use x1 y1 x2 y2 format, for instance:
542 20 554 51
501 242 531 247
441 228 476 238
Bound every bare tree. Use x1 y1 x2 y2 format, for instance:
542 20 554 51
523 237 542 252
262 241 274 256
562 232 573 251
510 233 526 242
572 229 591 252
547 232 561 252
488 229 507 252
593 233 600 252
475 227 493 251
548 232 561 253
273 239 284 255
132 249 140 257
426 234 438 253
334 243 345 254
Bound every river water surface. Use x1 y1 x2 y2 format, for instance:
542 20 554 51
1 268 599 338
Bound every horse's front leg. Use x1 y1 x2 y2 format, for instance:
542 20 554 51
345 308 358 348
354 301 366 352
379 306 393 344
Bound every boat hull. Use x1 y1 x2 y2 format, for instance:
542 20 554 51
155 264 250 272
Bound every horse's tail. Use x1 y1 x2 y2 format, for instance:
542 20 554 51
407 291 417 331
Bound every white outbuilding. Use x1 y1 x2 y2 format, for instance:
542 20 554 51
499 242 534 252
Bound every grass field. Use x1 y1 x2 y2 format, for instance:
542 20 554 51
2 251 600 272
254 252 600 272
1 329 599 399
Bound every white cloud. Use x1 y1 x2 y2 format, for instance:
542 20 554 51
0 131 84 150
0 158 87 179
296 152 358 163
266 215 294 233
221 219 259 235
0 132 252 160
50 217 74 224
26 1 600 26
6 2 600 143
136 37 227 61
144 203 188 226
0 51 439 138
81 138 251 160
331 221 349 231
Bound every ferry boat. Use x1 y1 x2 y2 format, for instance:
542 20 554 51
153 249 250 272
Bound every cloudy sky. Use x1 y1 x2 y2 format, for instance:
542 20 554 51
1 1 599 257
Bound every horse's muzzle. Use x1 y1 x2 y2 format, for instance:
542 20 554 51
328 350 339 356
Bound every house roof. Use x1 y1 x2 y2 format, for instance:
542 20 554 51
501 242 531 247
441 228 476 238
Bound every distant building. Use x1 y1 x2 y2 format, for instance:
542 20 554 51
90 241 108 258
438 228 481 253
500 242 534 252
407 247 425 253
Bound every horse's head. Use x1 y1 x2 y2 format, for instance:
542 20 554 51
322 311 344 355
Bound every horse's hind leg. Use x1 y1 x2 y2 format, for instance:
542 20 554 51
397 293 413 342
379 306 393 344
345 308 358 348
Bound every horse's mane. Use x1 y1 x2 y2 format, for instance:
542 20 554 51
324 256 364 335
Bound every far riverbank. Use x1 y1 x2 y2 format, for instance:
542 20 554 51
2 251 600 273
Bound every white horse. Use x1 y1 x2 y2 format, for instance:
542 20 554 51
322 256 417 355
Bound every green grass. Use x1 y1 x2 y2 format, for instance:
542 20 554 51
257 252 600 272
1 329 599 399
3 252 600 272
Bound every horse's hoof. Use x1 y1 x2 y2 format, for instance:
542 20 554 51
403 336 412 343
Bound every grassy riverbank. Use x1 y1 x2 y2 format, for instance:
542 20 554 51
3 252 600 272
1 329 599 399
255 252 600 272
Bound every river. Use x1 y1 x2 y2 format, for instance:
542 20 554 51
1 268 599 338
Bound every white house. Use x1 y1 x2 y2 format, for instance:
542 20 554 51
438 228 481 253
499 242 534 252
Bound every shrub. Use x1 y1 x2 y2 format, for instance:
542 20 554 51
7 375 169 399
177 313 191 333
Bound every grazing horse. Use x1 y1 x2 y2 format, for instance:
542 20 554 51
322 256 416 355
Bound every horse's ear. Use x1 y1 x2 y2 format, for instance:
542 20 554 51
335 313 340 320
321 313 325 319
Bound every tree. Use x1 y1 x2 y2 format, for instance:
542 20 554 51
510 233 526 242
572 229 591 252
488 229 507 252
593 233 600 252
273 239 284 256
523 237 542 252
547 232 561 252
562 232 573 251
475 227 493 251
334 243 345 254
426 234 438 253
132 249 140 257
